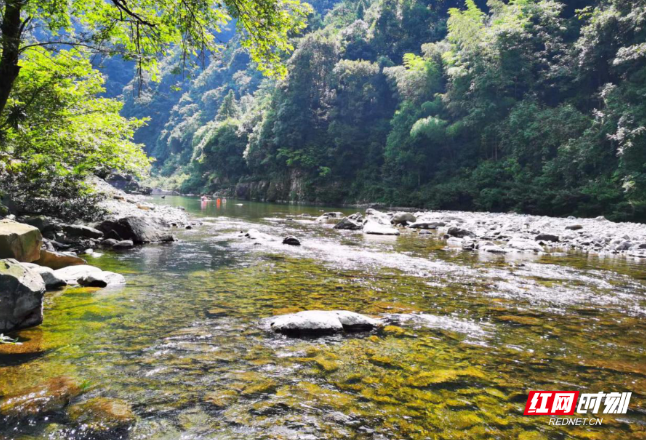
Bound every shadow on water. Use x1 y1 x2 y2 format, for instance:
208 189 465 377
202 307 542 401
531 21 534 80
0 196 644 439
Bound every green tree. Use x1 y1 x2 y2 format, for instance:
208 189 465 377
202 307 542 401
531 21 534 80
0 48 150 219
0 0 312 120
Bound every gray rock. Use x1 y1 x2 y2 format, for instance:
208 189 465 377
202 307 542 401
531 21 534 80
334 218 363 230
54 265 125 287
391 213 416 225
267 310 381 336
0 259 45 331
282 236 301 246
62 225 103 240
535 233 559 242
101 239 119 247
112 240 134 249
21 263 67 290
0 220 43 262
447 227 474 238
565 225 583 231
97 217 174 244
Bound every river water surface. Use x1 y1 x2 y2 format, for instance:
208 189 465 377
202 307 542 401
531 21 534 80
1 197 645 439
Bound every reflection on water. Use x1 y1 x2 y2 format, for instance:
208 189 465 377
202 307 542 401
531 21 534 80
1 197 644 439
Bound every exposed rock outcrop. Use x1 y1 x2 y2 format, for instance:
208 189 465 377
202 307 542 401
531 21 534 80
0 220 42 262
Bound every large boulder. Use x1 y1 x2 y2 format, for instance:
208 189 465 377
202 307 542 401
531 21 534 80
21 263 67 290
34 249 86 270
267 310 381 336
54 265 125 287
97 217 174 244
0 259 45 332
363 221 400 236
535 233 559 242
0 220 43 262
334 218 363 230
391 213 416 225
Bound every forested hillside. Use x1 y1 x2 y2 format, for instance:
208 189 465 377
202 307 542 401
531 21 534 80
114 0 646 221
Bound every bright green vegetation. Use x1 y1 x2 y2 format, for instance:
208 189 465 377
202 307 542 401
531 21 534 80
0 0 310 218
135 0 646 221
1 198 644 438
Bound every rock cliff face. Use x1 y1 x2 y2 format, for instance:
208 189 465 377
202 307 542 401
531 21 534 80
218 170 346 204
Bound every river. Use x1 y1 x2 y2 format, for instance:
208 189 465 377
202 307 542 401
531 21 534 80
1 197 644 439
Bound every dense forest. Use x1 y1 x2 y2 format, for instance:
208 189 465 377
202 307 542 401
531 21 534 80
105 0 645 221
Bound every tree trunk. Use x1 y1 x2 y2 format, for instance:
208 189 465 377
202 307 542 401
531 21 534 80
0 0 24 118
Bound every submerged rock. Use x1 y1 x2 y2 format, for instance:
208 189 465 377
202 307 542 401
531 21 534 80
0 376 81 417
0 259 45 332
34 249 86 270
21 263 67 290
363 221 400 236
0 220 42 262
67 397 136 434
282 236 301 246
54 265 125 288
267 310 381 336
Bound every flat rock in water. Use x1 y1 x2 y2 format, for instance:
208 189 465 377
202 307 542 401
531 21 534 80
34 249 86 270
363 221 400 236
54 265 125 287
267 310 381 336
0 220 43 262
0 259 45 332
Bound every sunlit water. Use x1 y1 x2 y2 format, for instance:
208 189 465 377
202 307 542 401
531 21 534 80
1 197 645 439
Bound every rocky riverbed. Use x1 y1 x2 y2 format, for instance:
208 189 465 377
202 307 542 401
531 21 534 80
323 208 646 258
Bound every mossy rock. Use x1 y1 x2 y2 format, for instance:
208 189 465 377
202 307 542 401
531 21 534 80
0 376 82 417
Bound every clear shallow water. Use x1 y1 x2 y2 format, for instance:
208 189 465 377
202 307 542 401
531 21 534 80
1 197 645 439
